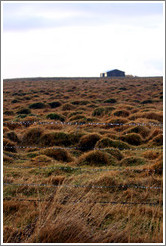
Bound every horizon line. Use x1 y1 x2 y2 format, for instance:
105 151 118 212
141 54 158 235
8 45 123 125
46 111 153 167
3 75 163 80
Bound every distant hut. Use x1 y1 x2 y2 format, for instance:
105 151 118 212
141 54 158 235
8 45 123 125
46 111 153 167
100 69 125 77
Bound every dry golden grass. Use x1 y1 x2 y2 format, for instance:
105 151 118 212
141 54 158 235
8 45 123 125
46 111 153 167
3 76 163 243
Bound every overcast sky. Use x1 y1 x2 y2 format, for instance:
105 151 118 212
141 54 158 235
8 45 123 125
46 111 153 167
2 1 164 78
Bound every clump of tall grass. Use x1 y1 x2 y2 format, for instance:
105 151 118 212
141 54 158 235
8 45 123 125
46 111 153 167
3 154 13 163
11 99 20 103
149 134 163 146
143 150 160 160
69 115 87 122
40 131 83 147
42 148 74 162
150 156 163 174
104 148 123 160
104 98 117 103
48 101 61 108
22 127 44 145
29 102 45 109
16 108 31 115
125 125 150 138
141 99 153 104
29 212 93 243
120 157 146 166
3 138 17 152
92 107 115 117
142 112 163 122
71 100 90 105
78 134 101 151
69 111 83 117
107 117 128 125
77 150 110 166
96 137 130 150
121 133 143 146
113 110 130 117
4 110 14 116
46 113 65 122
129 112 163 122
92 107 105 117
62 103 76 111
6 131 20 143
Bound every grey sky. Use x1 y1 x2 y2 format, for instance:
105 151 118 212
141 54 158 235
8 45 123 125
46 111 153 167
3 2 163 31
2 1 164 78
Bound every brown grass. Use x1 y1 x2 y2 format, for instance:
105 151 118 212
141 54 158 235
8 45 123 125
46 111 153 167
3 138 17 152
77 150 110 166
3 76 163 243
78 133 101 151
22 127 44 145
42 148 74 162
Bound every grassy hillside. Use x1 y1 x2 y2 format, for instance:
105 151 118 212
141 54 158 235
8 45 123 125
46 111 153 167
3 77 163 243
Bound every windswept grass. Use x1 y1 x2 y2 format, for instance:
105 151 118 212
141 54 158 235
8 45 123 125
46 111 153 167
3 76 163 243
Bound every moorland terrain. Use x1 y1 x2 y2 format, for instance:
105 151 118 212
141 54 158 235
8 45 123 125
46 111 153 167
3 76 163 243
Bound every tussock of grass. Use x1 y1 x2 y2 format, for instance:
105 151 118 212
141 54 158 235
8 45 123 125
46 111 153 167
120 157 146 166
69 115 87 122
42 148 74 162
86 117 98 122
45 124 63 130
3 138 17 153
143 150 160 160
40 132 69 146
92 107 105 117
113 110 130 117
141 99 153 104
29 102 45 109
148 129 162 141
96 137 130 149
78 134 101 151
149 134 163 146
30 213 93 243
62 103 76 111
6 131 20 143
92 106 115 117
150 156 163 174
125 125 150 138
104 107 115 114
16 108 31 115
3 154 13 163
46 113 65 122
4 110 14 116
104 148 123 160
93 173 118 191
40 131 83 147
22 127 43 145
3 201 20 216
48 101 61 108
69 111 83 117
121 133 143 146
129 112 163 122
71 100 90 105
107 117 128 124
11 99 20 103
119 87 127 91
16 114 27 119
142 112 163 122
104 98 117 103
77 150 110 166
31 155 52 166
